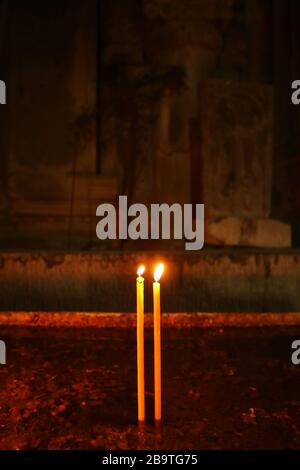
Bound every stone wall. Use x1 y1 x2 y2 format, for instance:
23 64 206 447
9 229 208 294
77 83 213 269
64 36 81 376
0 251 299 312
0 0 117 250
0 0 298 250
101 0 258 208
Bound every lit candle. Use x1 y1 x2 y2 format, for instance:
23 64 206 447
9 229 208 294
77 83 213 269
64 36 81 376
153 263 164 424
136 265 145 423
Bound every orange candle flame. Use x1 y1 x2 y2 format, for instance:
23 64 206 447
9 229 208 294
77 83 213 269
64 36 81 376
137 265 145 277
154 263 164 282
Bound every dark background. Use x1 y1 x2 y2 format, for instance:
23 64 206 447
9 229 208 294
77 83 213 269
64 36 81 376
1 3 300 453
0 1 300 313
0 0 300 250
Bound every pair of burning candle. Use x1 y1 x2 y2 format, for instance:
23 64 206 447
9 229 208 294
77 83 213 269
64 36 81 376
136 263 164 425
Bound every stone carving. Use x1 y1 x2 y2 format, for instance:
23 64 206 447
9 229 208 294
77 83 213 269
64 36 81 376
205 217 291 248
198 80 273 219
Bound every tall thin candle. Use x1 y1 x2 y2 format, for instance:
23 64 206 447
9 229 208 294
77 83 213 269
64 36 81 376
136 265 145 423
153 263 164 424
